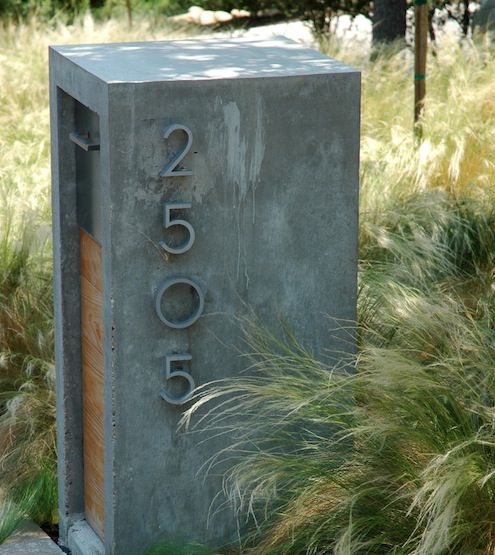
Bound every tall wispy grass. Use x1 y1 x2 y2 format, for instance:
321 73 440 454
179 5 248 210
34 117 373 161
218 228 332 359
183 201 495 554
0 221 56 543
181 40 495 555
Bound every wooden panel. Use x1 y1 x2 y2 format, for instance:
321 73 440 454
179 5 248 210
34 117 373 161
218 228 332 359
80 228 103 291
80 228 105 539
80 277 104 351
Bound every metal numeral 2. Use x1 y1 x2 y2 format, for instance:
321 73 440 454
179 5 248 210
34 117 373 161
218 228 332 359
159 124 193 177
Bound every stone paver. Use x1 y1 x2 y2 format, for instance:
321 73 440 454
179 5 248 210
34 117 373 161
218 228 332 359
0 521 64 554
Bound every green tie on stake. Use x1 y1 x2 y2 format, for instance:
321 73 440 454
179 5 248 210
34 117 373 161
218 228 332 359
414 0 428 135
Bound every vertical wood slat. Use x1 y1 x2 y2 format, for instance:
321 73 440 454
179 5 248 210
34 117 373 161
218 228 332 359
80 228 105 539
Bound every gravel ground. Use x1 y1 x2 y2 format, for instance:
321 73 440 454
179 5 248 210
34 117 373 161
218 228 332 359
208 10 472 55
212 15 372 49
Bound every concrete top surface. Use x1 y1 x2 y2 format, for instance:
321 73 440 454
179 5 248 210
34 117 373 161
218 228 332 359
50 36 357 83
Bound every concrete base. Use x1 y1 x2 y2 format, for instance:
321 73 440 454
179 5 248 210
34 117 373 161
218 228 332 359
67 519 104 555
0 521 64 555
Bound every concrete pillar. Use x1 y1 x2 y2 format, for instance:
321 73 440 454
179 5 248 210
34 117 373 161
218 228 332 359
49 37 360 555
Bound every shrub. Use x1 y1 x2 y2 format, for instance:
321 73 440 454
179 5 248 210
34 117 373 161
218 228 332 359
0 223 56 543
182 189 495 554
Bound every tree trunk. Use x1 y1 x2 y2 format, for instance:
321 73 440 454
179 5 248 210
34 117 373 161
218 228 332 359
126 0 133 28
372 0 407 45
462 0 470 35
414 0 428 135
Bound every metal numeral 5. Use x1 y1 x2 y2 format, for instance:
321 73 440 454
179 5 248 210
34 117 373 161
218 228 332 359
159 202 195 255
159 124 193 177
160 353 195 405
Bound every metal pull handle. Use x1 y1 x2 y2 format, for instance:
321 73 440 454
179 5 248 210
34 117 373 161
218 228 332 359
69 131 100 151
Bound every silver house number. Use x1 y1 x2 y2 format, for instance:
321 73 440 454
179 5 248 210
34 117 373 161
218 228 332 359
154 124 203 405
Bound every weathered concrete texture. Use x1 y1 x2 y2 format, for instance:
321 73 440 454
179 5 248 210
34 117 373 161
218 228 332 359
50 37 360 555
0 521 64 554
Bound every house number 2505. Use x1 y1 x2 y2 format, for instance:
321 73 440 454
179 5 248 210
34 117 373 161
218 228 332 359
154 124 204 405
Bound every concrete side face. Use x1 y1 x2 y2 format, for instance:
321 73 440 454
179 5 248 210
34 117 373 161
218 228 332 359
50 50 109 550
105 72 360 553
50 58 85 545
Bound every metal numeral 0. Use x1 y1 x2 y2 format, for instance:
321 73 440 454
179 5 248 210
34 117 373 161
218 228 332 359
154 276 205 329
160 353 195 405
159 202 195 255
159 124 193 177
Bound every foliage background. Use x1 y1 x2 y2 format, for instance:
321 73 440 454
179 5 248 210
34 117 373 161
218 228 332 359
1 7 495 555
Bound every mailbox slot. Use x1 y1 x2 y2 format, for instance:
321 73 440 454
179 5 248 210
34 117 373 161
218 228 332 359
74 101 105 540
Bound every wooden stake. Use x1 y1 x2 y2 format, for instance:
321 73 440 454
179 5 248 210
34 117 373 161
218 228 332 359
414 0 428 135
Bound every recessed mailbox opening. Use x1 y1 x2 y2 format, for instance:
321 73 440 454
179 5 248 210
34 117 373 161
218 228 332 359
74 101 102 242
73 100 105 540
